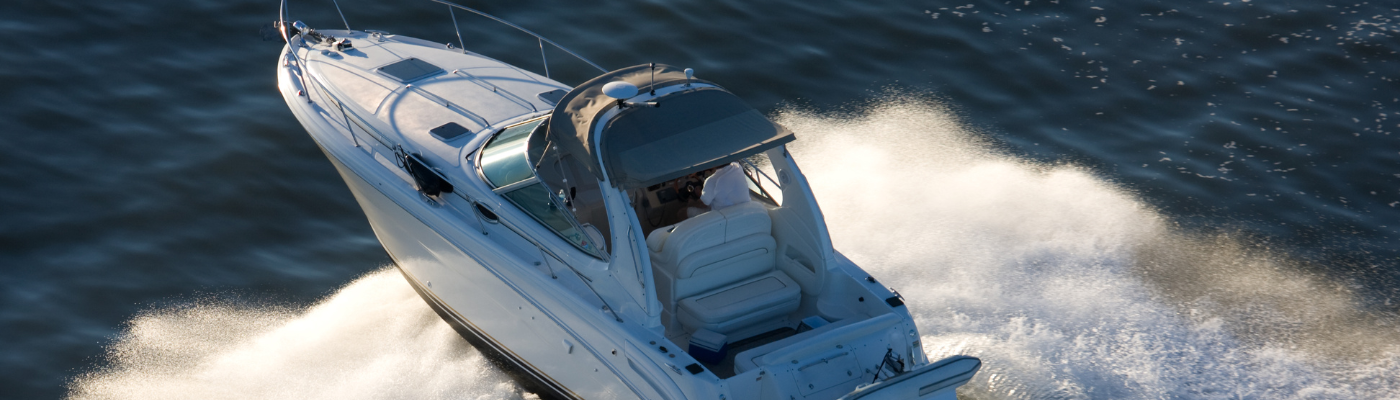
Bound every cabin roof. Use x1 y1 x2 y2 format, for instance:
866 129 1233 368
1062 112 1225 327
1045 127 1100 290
546 64 795 189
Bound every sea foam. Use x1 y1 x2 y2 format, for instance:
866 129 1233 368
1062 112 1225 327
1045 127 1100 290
67 270 528 400
779 97 1400 399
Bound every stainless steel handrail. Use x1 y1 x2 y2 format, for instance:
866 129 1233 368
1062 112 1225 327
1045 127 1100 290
452 69 537 112
404 84 491 126
742 159 783 190
278 0 310 103
491 210 625 322
448 6 466 52
429 0 609 74
330 0 350 30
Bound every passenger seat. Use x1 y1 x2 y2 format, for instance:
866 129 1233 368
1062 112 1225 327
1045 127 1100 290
647 202 800 336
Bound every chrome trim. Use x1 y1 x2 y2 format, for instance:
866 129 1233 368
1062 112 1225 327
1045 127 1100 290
491 176 540 194
742 158 783 190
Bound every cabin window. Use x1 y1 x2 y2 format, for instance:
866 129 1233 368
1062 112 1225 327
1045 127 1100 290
535 153 611 253
742 152 783 206
501 183 603 255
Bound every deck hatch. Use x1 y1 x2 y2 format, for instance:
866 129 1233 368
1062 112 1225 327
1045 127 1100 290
378 58 444 82
537 89 566 105
430 122 471 141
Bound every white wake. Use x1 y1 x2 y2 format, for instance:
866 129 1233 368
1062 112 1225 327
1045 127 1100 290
778 98 1400 399
67 270 528 400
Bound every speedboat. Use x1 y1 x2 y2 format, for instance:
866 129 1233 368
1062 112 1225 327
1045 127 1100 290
273 1 980 399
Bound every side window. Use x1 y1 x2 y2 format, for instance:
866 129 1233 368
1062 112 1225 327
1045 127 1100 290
501 183 604 255
742 153 784 206
536 154 611 253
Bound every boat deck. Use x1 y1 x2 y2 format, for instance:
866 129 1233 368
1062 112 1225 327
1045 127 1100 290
702 327 797 379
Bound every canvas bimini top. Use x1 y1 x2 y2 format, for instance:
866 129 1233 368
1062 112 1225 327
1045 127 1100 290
546 64 796 189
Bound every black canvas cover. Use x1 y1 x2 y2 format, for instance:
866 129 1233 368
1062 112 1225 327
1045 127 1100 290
601 88 794 189
547 64 794 189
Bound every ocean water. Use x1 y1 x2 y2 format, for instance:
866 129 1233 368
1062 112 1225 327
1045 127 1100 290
1 0 1397 398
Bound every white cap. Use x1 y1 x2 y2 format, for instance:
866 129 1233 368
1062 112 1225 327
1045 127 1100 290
602 81 639 100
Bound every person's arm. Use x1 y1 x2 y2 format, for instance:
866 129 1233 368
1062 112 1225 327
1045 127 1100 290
700 175 718 205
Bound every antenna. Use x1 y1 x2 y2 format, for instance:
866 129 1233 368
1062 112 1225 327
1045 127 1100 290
649 63 656 95
602 81 658 108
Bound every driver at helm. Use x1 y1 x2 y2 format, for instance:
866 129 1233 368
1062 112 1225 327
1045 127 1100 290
685 162 750 217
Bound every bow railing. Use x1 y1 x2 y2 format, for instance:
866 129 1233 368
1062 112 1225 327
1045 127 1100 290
430 0 608 78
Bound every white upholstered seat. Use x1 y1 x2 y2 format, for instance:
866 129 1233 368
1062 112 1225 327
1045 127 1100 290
677 270 801 334
647 202 798 335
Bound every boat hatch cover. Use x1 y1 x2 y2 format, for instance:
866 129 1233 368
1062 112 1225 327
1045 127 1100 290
378 58 444 83
430 122 471 141
537 89 567 106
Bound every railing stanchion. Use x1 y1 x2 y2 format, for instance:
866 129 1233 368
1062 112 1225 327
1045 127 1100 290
539 38 550 78
449 6 466 53
340 101 359 147
331 0 350 30
278 0 311 103
430 0 608 74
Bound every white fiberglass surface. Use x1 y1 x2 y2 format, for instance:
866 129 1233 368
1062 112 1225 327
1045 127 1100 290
312 63 395 114
72 98 1400 399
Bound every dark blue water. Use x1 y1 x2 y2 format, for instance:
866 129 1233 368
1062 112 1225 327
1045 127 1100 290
2 0 1397 398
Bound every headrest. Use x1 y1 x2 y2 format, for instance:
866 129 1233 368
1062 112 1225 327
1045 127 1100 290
718 202 771 241
647 211 726 254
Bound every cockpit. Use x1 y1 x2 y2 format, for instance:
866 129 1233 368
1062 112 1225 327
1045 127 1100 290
628 158 782 236
472 64 839 373
474 113 783 259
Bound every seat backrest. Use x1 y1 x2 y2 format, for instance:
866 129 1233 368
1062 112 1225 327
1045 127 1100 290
648 202 771 269
647 202 777 301
718 202 772 242
648 210 728 264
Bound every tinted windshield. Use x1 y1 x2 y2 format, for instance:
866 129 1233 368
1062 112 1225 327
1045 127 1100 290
480 117 545 188
477 117 606 259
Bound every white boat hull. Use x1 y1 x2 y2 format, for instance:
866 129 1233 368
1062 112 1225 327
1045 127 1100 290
320 147 628 399
274 20 979 398
277 39 698 399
